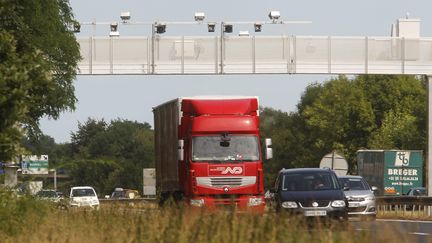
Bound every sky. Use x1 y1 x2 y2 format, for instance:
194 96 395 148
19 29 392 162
39 0 432 143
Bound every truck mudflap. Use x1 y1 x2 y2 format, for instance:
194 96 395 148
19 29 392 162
188 195 265 213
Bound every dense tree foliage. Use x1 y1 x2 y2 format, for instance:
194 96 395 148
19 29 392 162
24 119 155 195
261 75 426 188
0 0 80 161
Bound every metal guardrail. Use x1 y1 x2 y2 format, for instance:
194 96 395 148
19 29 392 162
376 196 432 213
376 196 432 206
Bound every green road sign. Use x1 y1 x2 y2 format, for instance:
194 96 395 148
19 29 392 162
22 155 49 175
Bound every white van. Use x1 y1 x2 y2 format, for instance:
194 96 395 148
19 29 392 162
69 186 100 209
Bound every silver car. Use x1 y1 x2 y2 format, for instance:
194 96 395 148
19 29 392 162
338 175 377 220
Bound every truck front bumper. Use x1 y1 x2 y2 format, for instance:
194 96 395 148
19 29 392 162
189 195 265 213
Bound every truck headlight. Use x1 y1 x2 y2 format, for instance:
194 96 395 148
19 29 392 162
248 197 263 206
281 201 298 208
190 199 205 207
331 200 346 208
365 196 375 201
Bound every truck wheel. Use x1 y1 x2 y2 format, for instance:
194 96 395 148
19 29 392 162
158 192 170 207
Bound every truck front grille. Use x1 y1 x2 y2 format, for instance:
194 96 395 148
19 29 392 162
196 176 256 188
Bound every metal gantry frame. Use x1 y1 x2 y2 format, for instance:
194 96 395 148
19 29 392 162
76 35 432 75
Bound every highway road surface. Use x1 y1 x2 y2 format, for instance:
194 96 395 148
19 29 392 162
351 219 432 243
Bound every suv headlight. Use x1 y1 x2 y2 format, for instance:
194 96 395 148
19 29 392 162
331 200 346 208
281 201 298 208
248 197 263 206
365 195 375 201
190 199 205 207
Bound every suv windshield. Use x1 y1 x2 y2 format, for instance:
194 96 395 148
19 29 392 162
282 172 339 191
192 135 259 162
72 189 96 197
338 178 370 190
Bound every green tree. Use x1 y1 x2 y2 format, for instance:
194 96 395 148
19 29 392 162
65 159 120 195
67 118 155 193
22 134 73 167
301 76 376 170
357 75 426 127
357 75 426 150
368 109 420 149
261 74 425 187
260 107 310 188
0 31 49 160
0 0 80 161
71 119 108 157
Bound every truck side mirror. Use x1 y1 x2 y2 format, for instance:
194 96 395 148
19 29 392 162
265 138 273 160
178 139 184 161
371 186 378 191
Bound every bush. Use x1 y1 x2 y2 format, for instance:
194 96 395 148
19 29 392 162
0 189 49 237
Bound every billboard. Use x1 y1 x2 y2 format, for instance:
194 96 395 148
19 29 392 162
383 151 423 195
357 150 423 196
21 155 49 175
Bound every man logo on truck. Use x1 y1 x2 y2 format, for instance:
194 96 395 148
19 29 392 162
221 167 243 175
395 151 410 166
209 165 244 175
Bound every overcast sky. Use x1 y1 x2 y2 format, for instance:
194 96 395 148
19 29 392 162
39 0 432 143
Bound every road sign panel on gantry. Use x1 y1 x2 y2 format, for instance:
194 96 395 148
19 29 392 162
77 36 432 75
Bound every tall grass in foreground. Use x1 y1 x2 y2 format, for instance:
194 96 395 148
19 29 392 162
1 202 409 243
0 190 49 236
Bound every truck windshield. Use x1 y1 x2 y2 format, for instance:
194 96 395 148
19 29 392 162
192 135 259 162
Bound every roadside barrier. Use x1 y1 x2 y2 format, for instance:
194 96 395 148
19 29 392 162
376 196 432 215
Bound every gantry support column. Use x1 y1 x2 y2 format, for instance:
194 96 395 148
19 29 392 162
428 75 432 215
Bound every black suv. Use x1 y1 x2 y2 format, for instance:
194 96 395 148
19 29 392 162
271 168 348 221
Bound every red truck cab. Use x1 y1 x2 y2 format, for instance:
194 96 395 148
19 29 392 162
153 96 272 212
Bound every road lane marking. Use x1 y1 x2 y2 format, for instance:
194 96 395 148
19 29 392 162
409 232 430 236
377 219 432 224
355 228 370 231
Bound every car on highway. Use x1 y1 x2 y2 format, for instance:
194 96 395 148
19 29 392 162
406 187 427 197
338 175 377 220
404 187 427 210
110 188 140 199
69 186 100 209
36 189 63 203
271 168 348 222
